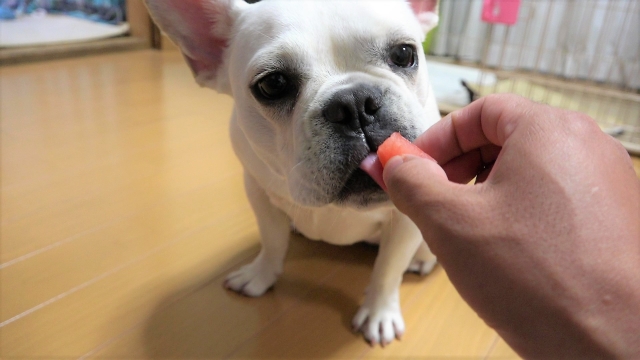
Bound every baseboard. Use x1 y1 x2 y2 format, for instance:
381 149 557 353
0 36 150 66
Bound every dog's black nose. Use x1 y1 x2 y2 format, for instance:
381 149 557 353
323 84 383 129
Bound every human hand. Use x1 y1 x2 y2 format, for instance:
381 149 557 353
383 94 640 358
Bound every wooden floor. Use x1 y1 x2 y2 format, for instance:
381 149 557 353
2 50 639 360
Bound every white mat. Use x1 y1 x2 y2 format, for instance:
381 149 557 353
0 14 129 48
427 61 497 107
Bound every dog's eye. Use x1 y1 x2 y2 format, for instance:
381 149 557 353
256 72 289 100
389 44 416 68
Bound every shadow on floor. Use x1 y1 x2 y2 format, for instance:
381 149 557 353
140 232 413 359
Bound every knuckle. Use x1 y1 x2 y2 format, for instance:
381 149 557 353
560 110 600 136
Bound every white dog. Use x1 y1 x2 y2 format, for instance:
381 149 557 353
144 0 440 346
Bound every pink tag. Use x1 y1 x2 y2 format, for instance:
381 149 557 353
481 0 521 25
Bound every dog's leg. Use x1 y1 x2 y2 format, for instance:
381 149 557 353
352 210 422 346
407 241 437 276
224 172 290 297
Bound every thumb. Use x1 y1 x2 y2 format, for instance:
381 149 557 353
383 155 468 230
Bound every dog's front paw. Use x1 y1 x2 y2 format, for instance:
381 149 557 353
406 256 437 276
352 298 405 347
407 243 437 275
224 256 280 297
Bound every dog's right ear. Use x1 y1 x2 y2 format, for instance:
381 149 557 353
144 0 243 91
407 0 439 36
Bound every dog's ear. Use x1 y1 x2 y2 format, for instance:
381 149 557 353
144 0 242 90
408 0 439 35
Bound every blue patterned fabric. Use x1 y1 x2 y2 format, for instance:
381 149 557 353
0 0 126 24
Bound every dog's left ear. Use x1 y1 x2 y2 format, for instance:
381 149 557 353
408 0 439 36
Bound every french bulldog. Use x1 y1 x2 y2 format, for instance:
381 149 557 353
144 0 440 346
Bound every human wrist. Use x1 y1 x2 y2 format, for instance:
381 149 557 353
574 265 640 358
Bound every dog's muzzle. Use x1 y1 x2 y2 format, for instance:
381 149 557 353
322 83 389 152
320 83 397 205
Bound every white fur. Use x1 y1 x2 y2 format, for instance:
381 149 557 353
145 0 440 346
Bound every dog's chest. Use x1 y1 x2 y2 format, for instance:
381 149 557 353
268 194 393 245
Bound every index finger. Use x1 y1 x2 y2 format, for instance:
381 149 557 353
415 94 539 165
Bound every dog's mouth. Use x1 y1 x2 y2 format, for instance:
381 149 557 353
359 153 385 190
336 167 386 204
335 153 388 206
332 127 403 206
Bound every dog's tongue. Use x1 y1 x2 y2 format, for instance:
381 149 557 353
359 153 386 191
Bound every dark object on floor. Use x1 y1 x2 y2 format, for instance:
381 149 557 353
461 80 479 104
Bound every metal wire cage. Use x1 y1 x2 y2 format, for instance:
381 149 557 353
428 0 640 154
